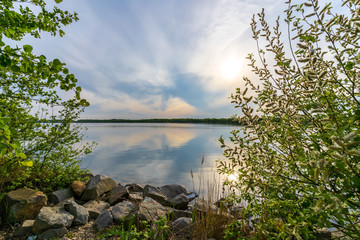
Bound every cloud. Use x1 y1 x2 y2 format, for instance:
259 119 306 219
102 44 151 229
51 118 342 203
8 0 288 118
81 89 196 119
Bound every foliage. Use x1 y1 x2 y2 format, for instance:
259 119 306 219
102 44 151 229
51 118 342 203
97 217 171 240
218 0 360 238
0 0 93 195
77 118 243 125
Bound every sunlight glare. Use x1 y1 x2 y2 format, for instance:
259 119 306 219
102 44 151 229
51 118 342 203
220 57 242 80
227 173 238 182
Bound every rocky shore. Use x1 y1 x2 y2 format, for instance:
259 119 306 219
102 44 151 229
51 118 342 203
0 174 233 240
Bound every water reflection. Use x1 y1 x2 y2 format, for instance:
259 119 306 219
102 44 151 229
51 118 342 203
81 123 234 189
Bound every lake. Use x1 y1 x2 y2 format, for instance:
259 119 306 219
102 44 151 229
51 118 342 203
80 123 236 190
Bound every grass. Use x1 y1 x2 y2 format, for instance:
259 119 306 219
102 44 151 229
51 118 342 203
189 154 239 240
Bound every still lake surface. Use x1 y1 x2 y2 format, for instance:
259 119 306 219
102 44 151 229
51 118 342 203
80 123 236 189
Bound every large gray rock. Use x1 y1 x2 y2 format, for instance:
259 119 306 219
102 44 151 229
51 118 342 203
37 227 68 240
93 209 113 231
143 185 167 205
111 201 138 223
48 188 74 204
1 188 46 222
14 219 34 238
137 197 170 223
159 184 189 210
71 180 87 198
159 184 187 199
105 184 129 205
81 174 117 201
167 193 189 210
83 200 110 219
32 206 74 234
64 200 89 226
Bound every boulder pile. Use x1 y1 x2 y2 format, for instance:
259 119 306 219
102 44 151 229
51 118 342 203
0 174 199 240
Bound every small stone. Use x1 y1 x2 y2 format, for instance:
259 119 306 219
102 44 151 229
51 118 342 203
172 217 192 237
37 227 68 240
126 183 144 192
93 209 113 231
316 227 332 239
129 192 143 203
71 180 87 198
83 200 110 220
14 219 34 237
48 188 74 204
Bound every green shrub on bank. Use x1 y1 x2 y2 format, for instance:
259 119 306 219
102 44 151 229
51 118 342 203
219 0 360 238
0 1 93 196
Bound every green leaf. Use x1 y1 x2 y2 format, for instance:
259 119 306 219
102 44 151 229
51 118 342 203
80 99 90 107
17 152 27 159
23 45 33 53
53 58 62 66
54 0 63 3
20 160 33 167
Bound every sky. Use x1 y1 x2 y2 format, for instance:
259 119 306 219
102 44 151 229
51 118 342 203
16 0 288 119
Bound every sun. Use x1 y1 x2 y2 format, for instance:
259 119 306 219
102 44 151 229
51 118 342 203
220 57 242 80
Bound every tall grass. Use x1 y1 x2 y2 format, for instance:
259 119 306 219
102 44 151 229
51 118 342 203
190 154 236 240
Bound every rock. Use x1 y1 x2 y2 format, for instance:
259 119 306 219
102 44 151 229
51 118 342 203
315 227 331 239
32 206 74 234
126 183 144 192
1 188 46 222
64 200 89 226
129 192 143 203
48 188 74 204
171 209 193 220
159 184 187 199
105 184 129 205
37 227 68 240
83 200 110 220
167 193 189 210
143 185 167 205
71 180 87 198
137 197 170 223
81 174 117 201
192 200 219 214
159 184 189 210
14 219 34 238
111 201 138 223
172 217 192 237
93 209 113 231
186 192 198 202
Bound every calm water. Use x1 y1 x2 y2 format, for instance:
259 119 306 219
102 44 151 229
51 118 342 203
80 123 236 189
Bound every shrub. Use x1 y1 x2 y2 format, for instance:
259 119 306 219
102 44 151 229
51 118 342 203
218 0 360 238
0 0 94 195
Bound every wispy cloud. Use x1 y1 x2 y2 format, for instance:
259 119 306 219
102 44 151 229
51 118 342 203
11 0 286 119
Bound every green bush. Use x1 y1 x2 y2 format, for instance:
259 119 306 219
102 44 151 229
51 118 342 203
0 0 94 195
218 0 360 238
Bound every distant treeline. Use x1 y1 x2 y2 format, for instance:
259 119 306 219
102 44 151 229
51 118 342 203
76 118 245 125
